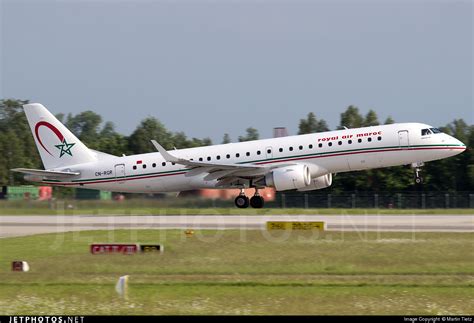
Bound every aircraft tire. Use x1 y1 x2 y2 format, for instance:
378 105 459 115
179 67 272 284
235 195 250 208
250 195 264 208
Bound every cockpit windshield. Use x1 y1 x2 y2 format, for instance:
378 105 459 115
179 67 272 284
421 128 442 136
421 129 431 136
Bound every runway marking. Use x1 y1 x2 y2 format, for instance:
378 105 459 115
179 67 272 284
0 214 472 238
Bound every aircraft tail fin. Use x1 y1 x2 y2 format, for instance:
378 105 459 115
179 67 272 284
23 103 97 169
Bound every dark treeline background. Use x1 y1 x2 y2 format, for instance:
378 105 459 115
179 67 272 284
1 99 473 193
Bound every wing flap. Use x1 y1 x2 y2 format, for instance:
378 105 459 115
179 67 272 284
203 169 240 181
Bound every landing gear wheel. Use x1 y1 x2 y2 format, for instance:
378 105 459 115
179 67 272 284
235 195 249 208
414 168 423 185
250 195 264 208
412 162 424 185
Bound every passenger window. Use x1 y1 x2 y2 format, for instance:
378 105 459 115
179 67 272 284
172 162 175 165
368 137 372 142
226 154 230 159
377 136 382 141
309 144 313 149
207 157 211 161
199 158 203 162
328 142 332 147
358 139 362 143
143 164 147 169
133 165 137 170
162 162 166 166
338 141 342 145
267 149 272 154
246 152 250 156
257 150 261 155
348 140 352 144
289 147 293 151
299 145 303 150
236 153 240 158
279 148 283 152
318 143 323 148
152 163 156 168
217 155 221 160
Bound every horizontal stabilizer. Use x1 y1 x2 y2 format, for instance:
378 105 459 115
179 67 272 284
11 168 80 178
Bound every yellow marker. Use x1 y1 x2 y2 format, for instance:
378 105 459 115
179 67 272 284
184 229 194 237
266 221 325 231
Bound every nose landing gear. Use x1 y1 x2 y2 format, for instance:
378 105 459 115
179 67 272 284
412 162 424 185
234 188 265 208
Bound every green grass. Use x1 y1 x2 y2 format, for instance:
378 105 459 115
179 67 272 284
1 198 473 215
0 230 473 314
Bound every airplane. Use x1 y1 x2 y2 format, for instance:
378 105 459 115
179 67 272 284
11 103 466 208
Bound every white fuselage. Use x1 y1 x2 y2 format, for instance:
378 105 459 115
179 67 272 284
39 123 466 193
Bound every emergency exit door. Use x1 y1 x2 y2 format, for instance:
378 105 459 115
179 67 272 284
115 164 126 184
265 147 273 159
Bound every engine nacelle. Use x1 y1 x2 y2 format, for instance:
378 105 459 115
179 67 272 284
264 164 311 191
297 173 333 191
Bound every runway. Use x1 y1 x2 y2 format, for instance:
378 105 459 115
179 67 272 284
0 214 473 238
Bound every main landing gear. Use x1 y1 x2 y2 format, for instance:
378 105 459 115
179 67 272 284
234 188 264 208
234 189 249 208
412 162 424 185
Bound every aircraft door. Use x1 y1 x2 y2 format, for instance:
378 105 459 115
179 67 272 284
265 146 273 159
115 164 126 184
398 130 410 148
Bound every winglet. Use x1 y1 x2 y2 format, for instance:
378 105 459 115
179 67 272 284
151 140 179 162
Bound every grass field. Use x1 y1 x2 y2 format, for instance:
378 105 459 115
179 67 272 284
0 229 473 315
1 197 473 215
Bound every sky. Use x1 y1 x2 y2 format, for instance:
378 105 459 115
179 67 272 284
1 0 472 143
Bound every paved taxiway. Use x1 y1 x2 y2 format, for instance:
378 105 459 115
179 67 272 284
0 214 472 238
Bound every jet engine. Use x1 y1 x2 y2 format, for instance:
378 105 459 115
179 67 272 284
264 164 311 191
297 173 333 191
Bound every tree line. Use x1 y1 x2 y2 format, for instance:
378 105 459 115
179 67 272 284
0 99 472 192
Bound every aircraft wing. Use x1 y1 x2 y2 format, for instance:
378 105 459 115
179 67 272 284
11 168 80 179
151 140 265 171
151 140 292 184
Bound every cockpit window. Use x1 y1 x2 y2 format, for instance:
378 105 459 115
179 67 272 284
430 128 442 134
421 129 432 136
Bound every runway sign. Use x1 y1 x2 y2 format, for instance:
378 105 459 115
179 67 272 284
12 261 30 272
90 244 164 254
266 221 325 231
139 244 164 253
90 244 139 255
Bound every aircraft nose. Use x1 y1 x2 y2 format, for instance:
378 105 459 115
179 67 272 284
452 137 466 151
